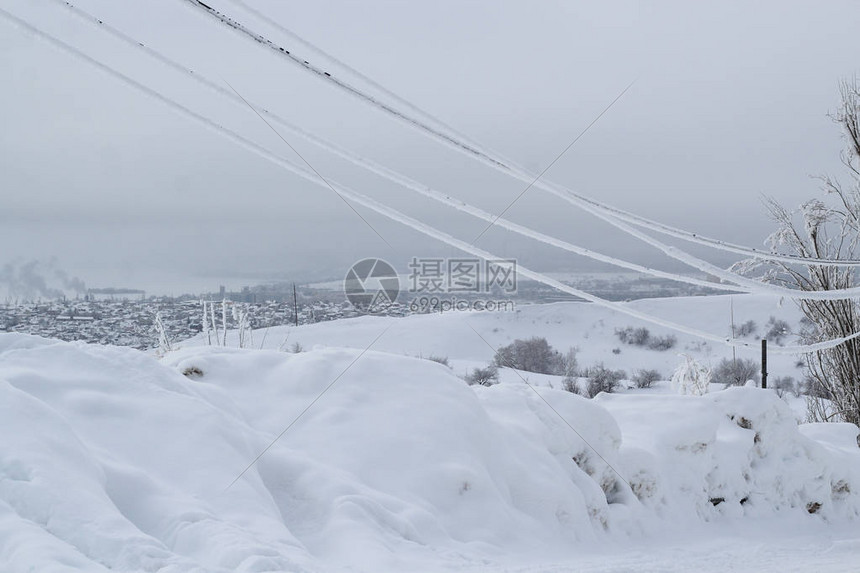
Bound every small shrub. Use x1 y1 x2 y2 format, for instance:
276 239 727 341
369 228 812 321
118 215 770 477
772 376 798 399
583 364 626 398
611 347 621 355
560 347 579 377
616 327 651 346
426 355 450 368
712 358 760 387
647 335 677 351
465 364 499 386
633 369 661 389
562 375 579 394
736 320 758 338
616 327 676 351
765 317 791 344
493 337 563 374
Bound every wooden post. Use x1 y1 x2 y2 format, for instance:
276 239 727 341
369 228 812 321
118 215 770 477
761 339 767 389
293 283 299 327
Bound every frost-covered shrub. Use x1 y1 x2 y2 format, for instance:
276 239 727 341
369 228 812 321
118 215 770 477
633 369 661 389
616 327 650 346
615 327 676 351
736 320 758 338
493 337 564 374
647 335 677 351
671 354 710 395
426 355 450 368
560 347 579 378
465 364 499 386
765 317 791 344
582 364 625 398
712 358 760 387
773 376 799 399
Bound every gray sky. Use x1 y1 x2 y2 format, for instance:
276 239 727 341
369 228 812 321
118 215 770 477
2 0 859 294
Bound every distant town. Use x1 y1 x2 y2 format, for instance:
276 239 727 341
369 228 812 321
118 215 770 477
0 275 728 350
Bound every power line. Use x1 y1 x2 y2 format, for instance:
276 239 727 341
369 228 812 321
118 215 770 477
5 7 858 352
179 0 860 268
49 0 860 300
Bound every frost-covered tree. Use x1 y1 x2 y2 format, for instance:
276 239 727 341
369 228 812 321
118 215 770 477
154 311 171 356
671 354 710 396
201 300 211 345
736 79 860 424
232 303 253 349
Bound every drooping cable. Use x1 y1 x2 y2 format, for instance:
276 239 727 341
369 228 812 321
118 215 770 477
4 5 856 353
50 0 860 301
178 0 860 268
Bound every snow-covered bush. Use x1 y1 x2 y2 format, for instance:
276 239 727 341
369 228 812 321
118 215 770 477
425 355 450 368
765 316 791 344
736 320 757 337
633 368 661 389
561 347 579 377
615 326 676 351
582 364 625 398
493 337 564 374
772 375 799 399
464 364 499 386
647 335 677 351
671 354 710 395
615 326 650 346
712 357 760 387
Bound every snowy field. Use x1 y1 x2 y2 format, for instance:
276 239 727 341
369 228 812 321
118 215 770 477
2 294 860 572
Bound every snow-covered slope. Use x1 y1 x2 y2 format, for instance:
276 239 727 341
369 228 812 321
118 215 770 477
199 294 807 386
1 295 860 572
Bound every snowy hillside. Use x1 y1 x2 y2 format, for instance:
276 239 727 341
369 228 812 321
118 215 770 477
192 294 808 389
2 295 860 572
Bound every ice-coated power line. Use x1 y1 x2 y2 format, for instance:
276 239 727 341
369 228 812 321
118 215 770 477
5 6 857 354
224 0 478 152
46 0 745 295
179 0 860 268
50 0 860 301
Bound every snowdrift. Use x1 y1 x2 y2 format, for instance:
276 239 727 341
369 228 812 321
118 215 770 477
1 332 859 572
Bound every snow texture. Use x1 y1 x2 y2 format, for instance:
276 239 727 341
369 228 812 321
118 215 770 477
1 312 859 571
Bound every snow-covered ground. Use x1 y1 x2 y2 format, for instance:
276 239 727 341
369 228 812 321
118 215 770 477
2 294 860 572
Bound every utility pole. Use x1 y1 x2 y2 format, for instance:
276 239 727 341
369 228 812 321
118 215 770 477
292 283 299 327
761 339 768 389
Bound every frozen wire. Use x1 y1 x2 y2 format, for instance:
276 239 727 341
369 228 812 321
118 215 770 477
46 0 860 301
179 0 860 268
6 7 858 353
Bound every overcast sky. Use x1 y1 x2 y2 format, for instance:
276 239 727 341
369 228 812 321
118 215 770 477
2 0 859 294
